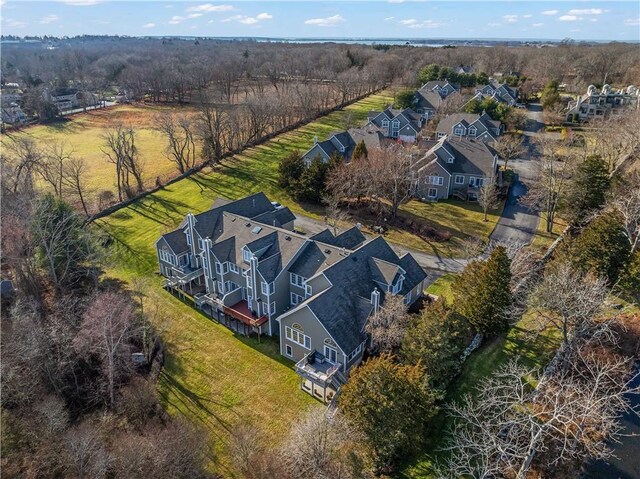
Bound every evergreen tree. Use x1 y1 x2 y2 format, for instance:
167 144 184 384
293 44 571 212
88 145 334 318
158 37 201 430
541 80 561 110
298 156 329 203
340 354 438 467
620 251 640 301
562 214 631 284
352 139 368 161
565 155 610 224
394 88 416 109
452 246 512 336
402 301 471 391
277 151 305 190
417 64 440 84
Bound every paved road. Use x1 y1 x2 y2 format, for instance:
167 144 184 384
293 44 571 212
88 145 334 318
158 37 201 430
489 176 539 245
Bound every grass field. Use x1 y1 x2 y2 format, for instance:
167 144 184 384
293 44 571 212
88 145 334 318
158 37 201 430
425 273 457 303
531 212 568 252
4 104 197 193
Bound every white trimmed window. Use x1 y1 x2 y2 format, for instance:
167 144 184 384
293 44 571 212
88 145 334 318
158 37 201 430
428 188 437 198
347 343 363 362
261 281 274 295
291 292 304 305
305 284 312 298
285 344 293 357
186 231 192 246
290 273 306 287
217 281 224 294
405 290 413 305
468 126 477 137
215 262 228 275
455 175 465 185
229 263 238 274
243 249 251 263
382 119 389 127
159 249 176 265
392 276 403 295
428 176 444 186
225 281 239 292
286 325 311 349
454 127 465 136
198 238 204 250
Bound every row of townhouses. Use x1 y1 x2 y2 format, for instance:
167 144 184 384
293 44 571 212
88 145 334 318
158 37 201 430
435 111 504 142
469 81 519 106
565 84 639 122
155 193 427 403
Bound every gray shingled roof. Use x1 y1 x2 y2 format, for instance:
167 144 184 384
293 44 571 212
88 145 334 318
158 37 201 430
161 229 189 254
418 137 497 177
310 226 366 250
305 236 427 353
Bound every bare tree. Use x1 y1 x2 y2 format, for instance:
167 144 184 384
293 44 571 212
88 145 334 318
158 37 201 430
365 294 411 354
521 136 580 233
195 92 227 164
63 157 92 217
2 136 43 194
492 134 527 172
64 421 110 479
608 171 640 254
282 409 373 479
527 262 608 346
443 355 638 479
156 111 197 174
369 144 414 219
37 141 73 198
477 179 501 222
101 124 145 200
74 291 137 407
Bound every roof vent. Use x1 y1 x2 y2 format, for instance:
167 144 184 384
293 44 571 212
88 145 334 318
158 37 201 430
231 217 237 222
245 222 251 227
285 235 292 241
324 249 331 254
251 226 262 234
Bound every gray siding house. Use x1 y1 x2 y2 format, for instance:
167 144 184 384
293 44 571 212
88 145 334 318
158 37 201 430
472 82 519 106
412 136 499 201
565 84 639 122
436 112 503 142
413 80 461 119
302 126 386 165
366 107 424 143
155 193 427 403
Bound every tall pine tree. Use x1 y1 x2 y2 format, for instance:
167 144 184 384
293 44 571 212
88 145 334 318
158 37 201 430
452 246 512 336
565 155 610 224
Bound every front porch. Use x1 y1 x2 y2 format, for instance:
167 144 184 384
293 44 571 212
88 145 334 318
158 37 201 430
296 351 345 403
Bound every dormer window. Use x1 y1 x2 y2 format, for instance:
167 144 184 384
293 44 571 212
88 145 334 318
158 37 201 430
382 119 389 127
454 126 465 136
243 249 251 263
392 276 404 295
469 126 477 137
198 238 204 250
186 231 192 246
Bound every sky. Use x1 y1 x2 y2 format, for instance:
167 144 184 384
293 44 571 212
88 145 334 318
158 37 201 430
1 1 639 41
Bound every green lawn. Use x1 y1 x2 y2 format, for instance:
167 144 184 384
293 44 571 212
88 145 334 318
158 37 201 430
401 313 562 478
531 212 568 253
425 273 457 303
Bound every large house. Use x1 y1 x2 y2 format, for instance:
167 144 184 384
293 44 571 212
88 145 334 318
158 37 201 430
413 80 460 119
412 136 499 201
471 82 519 106
155 193 427 402
436 112 503 142
44 87 99 112
366 107 424 142
302 126 386 165
565 84 639 122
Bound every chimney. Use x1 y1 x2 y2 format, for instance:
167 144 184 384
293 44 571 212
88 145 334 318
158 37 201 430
313 136 318 145
371 288 380 314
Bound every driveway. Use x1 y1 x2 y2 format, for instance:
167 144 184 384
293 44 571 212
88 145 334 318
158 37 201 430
489 175 539 246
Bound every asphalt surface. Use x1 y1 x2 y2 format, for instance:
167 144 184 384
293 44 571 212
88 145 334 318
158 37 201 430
581 365 640 479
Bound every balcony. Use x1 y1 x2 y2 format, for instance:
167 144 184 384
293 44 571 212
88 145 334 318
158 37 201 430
171 263 203 283
296 351 342 387
222 300 268 328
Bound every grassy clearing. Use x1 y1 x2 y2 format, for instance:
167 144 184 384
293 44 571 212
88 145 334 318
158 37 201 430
402 313 562 478
425 273 457 303
4 104 197 193
531 213 568 252
397 199 505 257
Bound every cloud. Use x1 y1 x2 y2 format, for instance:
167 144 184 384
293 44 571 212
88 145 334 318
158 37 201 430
388 0 405 3
541 10 559 16
304 14 345 27
143 22 155 28
186 4 234 13
502 15 518 23
169 13 202 24
221 13 272 25
399 18 444 28
624 17 640 26
58 0 101 5
532 23 544 27
590 18 598 23
384 16 395 21
4 18 28 28
567 8 607 15
522 14 532 19
40 14 60 24
558 15 579 21
487 22 501 27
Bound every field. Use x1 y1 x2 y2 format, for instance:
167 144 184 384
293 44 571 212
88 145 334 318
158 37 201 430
4 104 197 193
